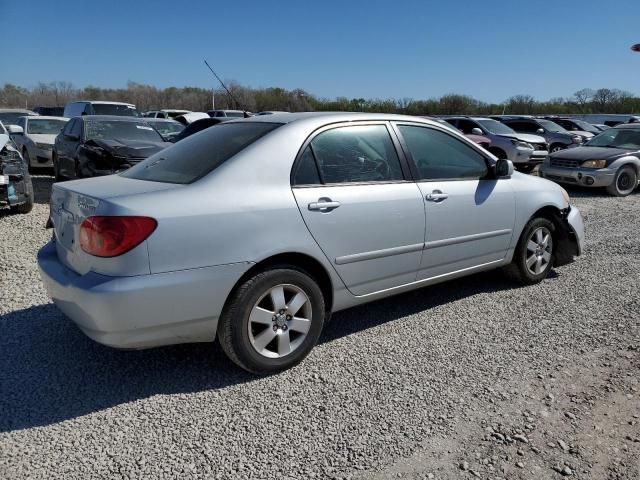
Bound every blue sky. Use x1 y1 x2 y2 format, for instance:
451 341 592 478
3 0 640 103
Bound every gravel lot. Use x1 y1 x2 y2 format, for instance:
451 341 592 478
1 176 639 479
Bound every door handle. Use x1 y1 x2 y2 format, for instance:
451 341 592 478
308 199 341 212
425 191 449 202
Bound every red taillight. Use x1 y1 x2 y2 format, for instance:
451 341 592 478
79 216 157 257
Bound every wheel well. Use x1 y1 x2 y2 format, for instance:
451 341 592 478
530 206 563 231
529 206 577 266
488 147 506 159
227 253 334 314
549 143 564 151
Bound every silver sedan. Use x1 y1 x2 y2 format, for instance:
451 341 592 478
38 113 584 374
12 116 69 169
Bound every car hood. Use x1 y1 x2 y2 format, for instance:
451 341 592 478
85 138 169 158
27 133 57 144
549 146 636 161
496 133 546 144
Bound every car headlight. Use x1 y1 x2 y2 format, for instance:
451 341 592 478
581 159 607 169
561 187 570 205
511 139 533 149
571 135 582 144
35 142 52 150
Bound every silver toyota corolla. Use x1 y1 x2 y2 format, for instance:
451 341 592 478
38 113 585 374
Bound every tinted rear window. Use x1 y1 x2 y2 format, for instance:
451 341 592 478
121 122 281 184
92 104 140 116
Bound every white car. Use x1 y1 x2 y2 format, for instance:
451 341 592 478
12 116 69 169
143 109 191 119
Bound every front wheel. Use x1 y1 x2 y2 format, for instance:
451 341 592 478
504 217 555 285
606 165 637 197
549 144 564 153
217 267 326 374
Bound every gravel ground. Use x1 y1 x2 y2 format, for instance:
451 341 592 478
0 176 639 479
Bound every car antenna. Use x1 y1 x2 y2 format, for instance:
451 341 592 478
203 59 250 117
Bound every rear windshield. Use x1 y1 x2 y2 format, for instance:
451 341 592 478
121 122 281 184
92 104 140 116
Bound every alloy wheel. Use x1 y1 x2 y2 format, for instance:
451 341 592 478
248 284 312 358
525 227 553 275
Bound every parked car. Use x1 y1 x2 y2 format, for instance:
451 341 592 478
0 108 38 125
143 109 191 119
542 117 598 139
52 116 170 180
63 101 140 118
173 112 210 126
38 113 584 374
593 124 610 132
0 125 33 214
444 116 547 172
491 116 583 152
143 118 185 141
426 117 491 149
11 116 69 170
575 114 640 127
167 117 228 142
540 123 640 196
32 106 65 117
207 109 248 118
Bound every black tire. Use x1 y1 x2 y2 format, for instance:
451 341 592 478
23 149 33 174
489 148 507 159
9 172 34 215
606 165 637 197
516 164 535 174
549 144 564 153
52 152 64 181
504 217 556 285
217 266 326 375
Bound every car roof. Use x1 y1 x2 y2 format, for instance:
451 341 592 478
70 101 136 106
144 118 182 124
23 115 69 121
222 112 454 131
77 115 148 122
0 108 37 114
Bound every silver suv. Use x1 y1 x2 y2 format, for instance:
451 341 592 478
492 116 583 153
444 117 547 172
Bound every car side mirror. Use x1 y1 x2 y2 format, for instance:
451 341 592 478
536 128 545 134
7 125 24 135
471 127 483 135
495 159 514 178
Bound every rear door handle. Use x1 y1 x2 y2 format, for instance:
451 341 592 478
308 199 341 211
425 191 449 202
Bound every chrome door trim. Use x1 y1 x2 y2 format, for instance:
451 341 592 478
424 229 512 249
334 242 425 265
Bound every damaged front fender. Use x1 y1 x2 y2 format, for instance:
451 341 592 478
0 134 34 214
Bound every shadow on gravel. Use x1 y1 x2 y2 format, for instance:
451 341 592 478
0 269 553 433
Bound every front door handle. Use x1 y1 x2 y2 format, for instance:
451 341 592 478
308 198 341 212
425 190 449 202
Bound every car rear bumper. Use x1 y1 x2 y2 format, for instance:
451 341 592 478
37 240 251 349
539 165 615 187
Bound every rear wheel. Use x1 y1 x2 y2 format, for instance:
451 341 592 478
504 217 555 285
217 267 325 374
606 165 637 197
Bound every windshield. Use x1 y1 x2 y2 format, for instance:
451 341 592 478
85 120 164 142
571 119 599 133
476 119 516 135
26 118 68 135
150 122 184 136
91 104 140 117
0 112 36 124
585 129 640 150
538 119 567 133
122 122 281 184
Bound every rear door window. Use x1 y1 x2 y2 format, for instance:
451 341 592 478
122 122 281 184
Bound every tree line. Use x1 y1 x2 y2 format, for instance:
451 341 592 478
1 82 638 116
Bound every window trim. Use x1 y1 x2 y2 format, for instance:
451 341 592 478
392 122 495 183
290 121 413 187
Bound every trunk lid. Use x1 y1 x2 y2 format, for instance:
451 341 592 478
49 175 182 276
